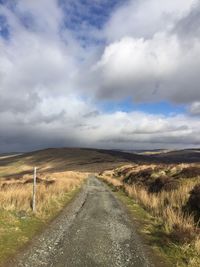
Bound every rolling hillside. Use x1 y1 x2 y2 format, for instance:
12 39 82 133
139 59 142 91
0 148 200 178
0 147 200 180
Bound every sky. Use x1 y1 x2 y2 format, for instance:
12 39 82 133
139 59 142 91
0 0 200 152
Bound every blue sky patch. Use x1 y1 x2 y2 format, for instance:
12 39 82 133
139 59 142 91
98 99 186 115
59 0 125 46
60 0 124 29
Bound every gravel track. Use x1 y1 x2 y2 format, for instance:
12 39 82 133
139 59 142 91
10 176 156 267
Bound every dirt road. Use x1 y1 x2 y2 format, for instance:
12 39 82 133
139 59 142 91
11 176 157 267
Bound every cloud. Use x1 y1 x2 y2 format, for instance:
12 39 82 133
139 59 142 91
91 34 180 101
0 0 91 152
89 0 200 104
0 0 81 114
1 105 200 152
104 0 196 41
92 112 200 148
174 3 200 39
188 102 200 116
0 0 200 152
83 110 100 118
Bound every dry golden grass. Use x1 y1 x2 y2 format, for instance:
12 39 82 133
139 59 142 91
100 164 200 234
122 181 199 236
0 171 88 219
124 180 198 213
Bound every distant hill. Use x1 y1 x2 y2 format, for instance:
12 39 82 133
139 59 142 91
0 147 200 179
0 148 132 177
150 149 200 163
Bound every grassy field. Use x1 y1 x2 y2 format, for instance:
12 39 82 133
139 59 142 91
99 163 200 267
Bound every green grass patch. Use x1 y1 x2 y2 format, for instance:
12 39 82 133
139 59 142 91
0 210 42 263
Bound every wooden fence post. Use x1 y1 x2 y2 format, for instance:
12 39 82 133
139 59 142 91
32 167 37 212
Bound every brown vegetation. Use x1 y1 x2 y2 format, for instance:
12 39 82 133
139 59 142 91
148 176 180 193
173 166 200 179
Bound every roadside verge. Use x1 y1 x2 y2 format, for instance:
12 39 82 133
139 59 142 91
0 171 88 267
99 175 200 267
